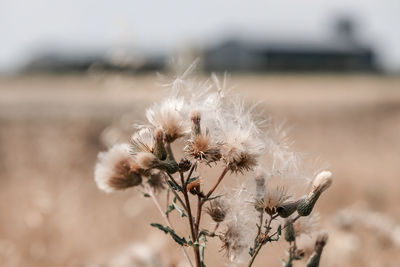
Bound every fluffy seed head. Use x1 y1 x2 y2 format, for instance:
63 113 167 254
184 134 222 164
94 144 142 193
130 128 154 154
219 222 247 261
214 98 264 174
228 152 259 174
145 97 189 143
206 199 228 223
312 171 333 194
255 186 291 215
136 152 160 170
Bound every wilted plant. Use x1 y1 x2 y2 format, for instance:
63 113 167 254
94 65 332 267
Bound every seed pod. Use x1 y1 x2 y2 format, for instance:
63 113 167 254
297 192 321 217
278 199 301 218
298 171 333 216
284 220 296 242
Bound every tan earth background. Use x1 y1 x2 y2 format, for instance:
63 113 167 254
0 73 399 267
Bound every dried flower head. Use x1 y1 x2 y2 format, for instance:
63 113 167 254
145 97 189 143
184 134 222 164
222 141 263 174
214 98 264 174
130 128 154 154
94 144 142 193
219 222 247 261
311 171 333 195
206 199 228 223
297 171 333 216
255 186 291 215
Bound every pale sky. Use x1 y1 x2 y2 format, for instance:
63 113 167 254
0 0 399 73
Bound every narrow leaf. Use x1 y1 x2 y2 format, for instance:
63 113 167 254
150 223 188 246
167 180 182 192
172 197 187 217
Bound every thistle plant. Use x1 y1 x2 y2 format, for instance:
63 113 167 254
94 67 333 267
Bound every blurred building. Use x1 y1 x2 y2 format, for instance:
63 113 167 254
21 18 378 74
203 18 377 73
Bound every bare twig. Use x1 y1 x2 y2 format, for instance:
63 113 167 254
144 185 193 267
180 171 201 267
163 173 188 212
248 214 275 267
205 166 229 199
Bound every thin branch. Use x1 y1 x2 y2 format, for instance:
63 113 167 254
205 166 229 199
253 211 264 250
186 161 198 184
180 172 201 267
163 174 188 212
166 188 170 219
144 185 193 267
269 215 300 239
194 195 202 237
247 214 274 267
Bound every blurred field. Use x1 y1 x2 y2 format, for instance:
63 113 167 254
0 73 400 267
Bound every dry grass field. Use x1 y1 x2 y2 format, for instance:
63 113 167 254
0 73 400 267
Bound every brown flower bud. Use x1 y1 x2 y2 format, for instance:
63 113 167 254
178 158 192 172
187 179 201 195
